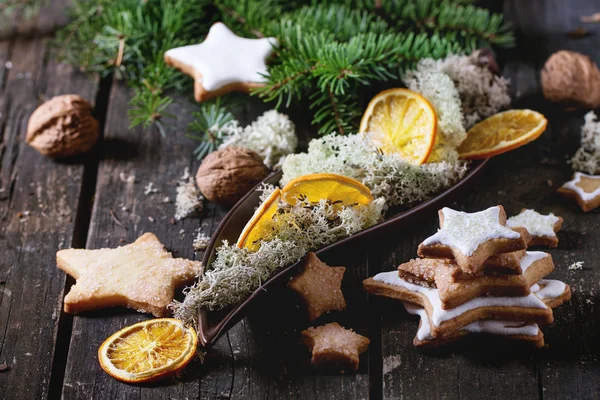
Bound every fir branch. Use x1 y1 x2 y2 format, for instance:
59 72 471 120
187 99 236 159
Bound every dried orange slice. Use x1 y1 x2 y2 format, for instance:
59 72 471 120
98 318 197 383
281 173 373 208
458 109 548 159
237 188 281 251
359 88 437 165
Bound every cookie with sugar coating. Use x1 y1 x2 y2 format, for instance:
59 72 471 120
417 206 528 274
57 233 202 317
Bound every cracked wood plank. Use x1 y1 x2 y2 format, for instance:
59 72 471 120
503 0 600 398
60 83 213 400
0 31 98 400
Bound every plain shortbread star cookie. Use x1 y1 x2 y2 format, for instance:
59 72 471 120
300 322 370 371
288 252 346 321
57 233 202 317
164 22 277 102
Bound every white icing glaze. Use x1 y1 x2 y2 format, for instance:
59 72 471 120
534 279 566 299
403 302 539 340
422 206 520 256
373 271 547 327
165 22 277 91
560 172 600 202
506 209 560 238
530 283 541 292
520 251 548 272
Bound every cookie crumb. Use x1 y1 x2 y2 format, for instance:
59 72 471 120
148 216 155 222
546 179 553 187
0 362 9 372
193 229 211 251
569 261 584 270
175 168 203 221
144 182 159 195
119 172 136 183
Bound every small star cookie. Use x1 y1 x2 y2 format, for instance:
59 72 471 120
417 206 528 274
558 172 600 212
164 22 277 102
288 252 346 321
507 209 563 247
300 322 370 371
57 233 202 317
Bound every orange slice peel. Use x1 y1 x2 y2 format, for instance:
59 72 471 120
98 318 198 383
236 188 281 251
281 173 373 208
359 88 437 165
458 109 548 159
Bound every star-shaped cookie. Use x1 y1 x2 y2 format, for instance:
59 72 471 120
57 233 202 317
300 322 370 371
417 206 528 274
164 22 277 102
398 252 555 309
507 209 563 247
558 172 600 212
288 252 346 321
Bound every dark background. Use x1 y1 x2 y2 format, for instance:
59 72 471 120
0 0 599 399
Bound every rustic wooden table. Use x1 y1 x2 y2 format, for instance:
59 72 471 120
1 0 600 399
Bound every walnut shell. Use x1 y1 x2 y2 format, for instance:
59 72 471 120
196 146 269 206
26 94 99 158
541 50 600 109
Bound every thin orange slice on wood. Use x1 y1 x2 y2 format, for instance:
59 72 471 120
281 173 373 208
98 318 197 383
458 109 548 159
236 188 281 251
359 88 437 165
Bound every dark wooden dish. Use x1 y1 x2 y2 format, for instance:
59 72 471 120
198 159 489 347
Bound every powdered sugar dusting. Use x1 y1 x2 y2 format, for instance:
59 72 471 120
507 209 559 238
422 206 520 256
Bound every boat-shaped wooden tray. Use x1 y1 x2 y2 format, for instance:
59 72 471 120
197 159 489 347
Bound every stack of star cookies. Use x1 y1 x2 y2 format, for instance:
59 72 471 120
364 205 571 348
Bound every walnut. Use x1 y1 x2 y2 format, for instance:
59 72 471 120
196 146 269 205
541 50 600 109
26 94 99 158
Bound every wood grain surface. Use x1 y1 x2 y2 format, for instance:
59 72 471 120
1 0 599 399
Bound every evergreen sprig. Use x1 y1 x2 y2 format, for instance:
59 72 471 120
25 0 514 150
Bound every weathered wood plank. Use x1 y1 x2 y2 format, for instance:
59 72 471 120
60 84 209 399
0 35 98 400
503 1 600 399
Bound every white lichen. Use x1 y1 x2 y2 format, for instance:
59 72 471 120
193 229 211 251
172 197 385 323
571 111 600 174
174 168 203 221
280 133 469 208
220 110 297 168
404 54 511 130
403 62 466 161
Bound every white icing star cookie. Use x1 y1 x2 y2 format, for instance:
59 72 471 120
363 271 571 338
417 206 527 274
164 22 277 102
507 209 563 247
558 172 600 212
